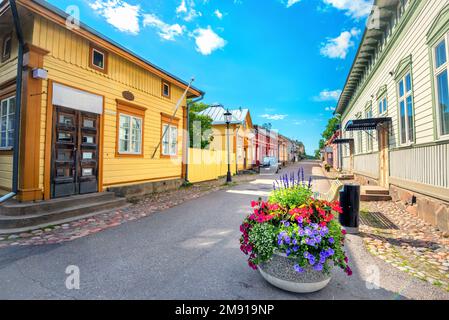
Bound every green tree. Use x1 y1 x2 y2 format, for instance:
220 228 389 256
315 115 341 158
188 100 213 149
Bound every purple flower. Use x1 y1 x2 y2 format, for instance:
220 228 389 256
305 238 315 246
286 248 291 256
298 228 305 236
314 235 322 243
284 236 291 245
313 264 323 271
311 223 319 230
294 264 304 273
308 256 316 266
292 238 298 245
284 221 290 227
304 228 312 236
277 239 283 246
304 252 311 259
293 246 299 252
328 237 335 244
326 248 335 256
319 255 326 264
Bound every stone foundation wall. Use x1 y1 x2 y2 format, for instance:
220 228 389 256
390 184 449 233
353 173 379 186
108 179 184 202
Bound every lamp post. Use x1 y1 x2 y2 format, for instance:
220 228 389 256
224 109 233 183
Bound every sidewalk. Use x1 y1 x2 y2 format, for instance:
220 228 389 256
0 173 259 249
318 165 449 292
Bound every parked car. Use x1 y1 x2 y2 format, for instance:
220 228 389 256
259 157 281 174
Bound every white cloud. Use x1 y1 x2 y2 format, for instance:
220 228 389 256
320 28 360 59
143 14 185 41
177 0 202 22
314 89 342 102
89 0 140 34
285 0 302 8
214 9 223 19
192 26 226 55
176 0 187 14
325 106 336 111
323 0 373 19
260 114 288 121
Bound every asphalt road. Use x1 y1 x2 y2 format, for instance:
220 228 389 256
0 161 448 300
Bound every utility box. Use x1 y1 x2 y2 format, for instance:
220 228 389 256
338 184 360 234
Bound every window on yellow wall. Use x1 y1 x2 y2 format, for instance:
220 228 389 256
161 113 179 157
116 101 146 157
89 44 108 73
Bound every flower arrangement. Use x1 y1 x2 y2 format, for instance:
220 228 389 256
239 169 352 276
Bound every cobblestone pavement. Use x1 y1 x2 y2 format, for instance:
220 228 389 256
0 174 258 249
360 201 449 292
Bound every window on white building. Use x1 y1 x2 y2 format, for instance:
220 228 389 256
398 72 414 144
365 106 373 152
433 36 449 138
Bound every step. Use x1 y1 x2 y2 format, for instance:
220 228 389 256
360 193 392 202
0 192 117 216
0 197 128 230
362 186 390 195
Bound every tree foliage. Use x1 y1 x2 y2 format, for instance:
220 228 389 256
188 100 213 149
314 115 341 159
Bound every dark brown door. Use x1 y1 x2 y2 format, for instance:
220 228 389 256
51 106 99 198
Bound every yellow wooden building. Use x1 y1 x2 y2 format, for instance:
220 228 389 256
0 0 203 202
198 105 255 171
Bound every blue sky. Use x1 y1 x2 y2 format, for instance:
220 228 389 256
47 0 372 154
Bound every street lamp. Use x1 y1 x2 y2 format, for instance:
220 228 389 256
224 109 233 183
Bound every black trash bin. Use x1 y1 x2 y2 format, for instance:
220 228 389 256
338 184 360 234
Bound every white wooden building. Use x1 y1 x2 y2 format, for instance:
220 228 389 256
336 0 449 231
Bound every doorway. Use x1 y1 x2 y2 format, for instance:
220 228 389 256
51 106 99 198
378 126 389 188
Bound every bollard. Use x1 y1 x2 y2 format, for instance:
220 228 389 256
338 184 360 234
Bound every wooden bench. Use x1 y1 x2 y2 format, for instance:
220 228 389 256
316 180 344 202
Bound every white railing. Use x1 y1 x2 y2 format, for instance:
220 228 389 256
390 143 449 189
353 153 379 178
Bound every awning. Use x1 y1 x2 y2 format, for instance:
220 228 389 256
332 138 354 145
345 117 391 131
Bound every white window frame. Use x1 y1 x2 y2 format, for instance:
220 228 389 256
397 71 414 145
378 95 388 116
433 34 449 140
0 96 15 150
2 33 11 60
118 113 142 155
92 48 105 70
162 124 178 156
162 82 170 98
365 106 373 152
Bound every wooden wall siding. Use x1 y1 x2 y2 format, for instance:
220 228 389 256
342 157 351 171
188 148 236 183
34 16 190 190
0 154 12 190
32 16 186 103
342 0 447 150
390 143 449 189
353 153 379 179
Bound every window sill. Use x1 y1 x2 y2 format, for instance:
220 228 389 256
161 154 178 159
0 148 13 155
115 152 143 158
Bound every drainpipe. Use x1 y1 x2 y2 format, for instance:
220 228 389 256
0 0 24 203
184 94 205 184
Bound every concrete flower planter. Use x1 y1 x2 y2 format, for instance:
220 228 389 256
259 252 331 293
